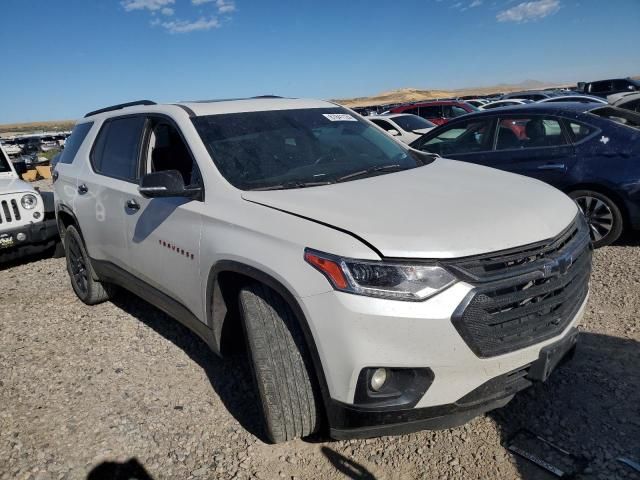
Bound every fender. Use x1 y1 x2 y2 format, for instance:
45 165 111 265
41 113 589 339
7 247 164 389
206 260 332 410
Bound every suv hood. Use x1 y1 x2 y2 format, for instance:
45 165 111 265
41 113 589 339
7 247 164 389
241 159 578 259
0 175 35 195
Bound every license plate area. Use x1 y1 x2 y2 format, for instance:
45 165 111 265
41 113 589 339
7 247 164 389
0 234 15 249
527 329 578 382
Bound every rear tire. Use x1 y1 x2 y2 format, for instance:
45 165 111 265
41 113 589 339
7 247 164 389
64 225 114 305
238 282 320 443
569 190 623 248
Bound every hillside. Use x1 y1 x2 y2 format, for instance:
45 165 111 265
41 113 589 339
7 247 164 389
333 80 567 107
0 120 76 137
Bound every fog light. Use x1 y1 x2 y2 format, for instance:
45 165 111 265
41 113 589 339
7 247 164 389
370 368 388 392
33 211 41 219
16 233 26 242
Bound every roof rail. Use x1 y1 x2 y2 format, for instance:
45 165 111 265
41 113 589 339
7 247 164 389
252 95 283 99
84 100 156 118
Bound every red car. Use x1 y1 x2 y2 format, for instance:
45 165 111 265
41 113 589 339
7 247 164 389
390 100 477 126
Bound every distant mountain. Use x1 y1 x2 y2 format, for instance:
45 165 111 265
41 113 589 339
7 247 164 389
334 79 567 107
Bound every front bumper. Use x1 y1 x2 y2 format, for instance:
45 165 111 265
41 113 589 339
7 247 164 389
300 281 587 439
0 219 58 261
328 328 579 439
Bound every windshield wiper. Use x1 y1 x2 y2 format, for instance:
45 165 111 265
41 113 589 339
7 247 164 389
250 180 334 191
335 164 406 183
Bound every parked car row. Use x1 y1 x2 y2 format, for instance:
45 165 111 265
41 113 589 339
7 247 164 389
0 131 70 158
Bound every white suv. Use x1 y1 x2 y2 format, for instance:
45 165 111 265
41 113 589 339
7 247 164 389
0 145 58 261
54 98 592 443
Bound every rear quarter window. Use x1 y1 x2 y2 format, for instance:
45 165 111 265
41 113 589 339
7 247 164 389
58 122 93 165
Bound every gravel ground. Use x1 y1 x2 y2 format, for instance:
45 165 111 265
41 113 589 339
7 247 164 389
1 233 639 479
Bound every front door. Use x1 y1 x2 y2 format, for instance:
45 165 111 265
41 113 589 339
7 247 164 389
123 117 206 321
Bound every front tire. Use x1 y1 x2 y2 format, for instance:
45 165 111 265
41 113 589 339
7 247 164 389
238 283 320 443
569 190 623 248
64 225 114 305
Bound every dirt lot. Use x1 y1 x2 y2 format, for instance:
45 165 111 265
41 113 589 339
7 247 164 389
1 235 639 479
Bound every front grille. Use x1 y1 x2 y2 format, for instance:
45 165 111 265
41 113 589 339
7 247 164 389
450 216 591 358
0 199 21 224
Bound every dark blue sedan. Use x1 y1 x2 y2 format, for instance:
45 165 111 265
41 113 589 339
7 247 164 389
410 103 640 247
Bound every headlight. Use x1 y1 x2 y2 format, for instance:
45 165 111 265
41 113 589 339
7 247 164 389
21 194 38 209
304 249 457 301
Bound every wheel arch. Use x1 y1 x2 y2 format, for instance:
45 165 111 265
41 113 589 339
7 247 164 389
564 182 630 227
56 204 79 244
206 260 332 407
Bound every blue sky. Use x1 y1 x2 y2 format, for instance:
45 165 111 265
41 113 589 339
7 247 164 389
1 0 638 123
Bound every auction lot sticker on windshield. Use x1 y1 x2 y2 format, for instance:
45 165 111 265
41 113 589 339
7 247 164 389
323 113 357 122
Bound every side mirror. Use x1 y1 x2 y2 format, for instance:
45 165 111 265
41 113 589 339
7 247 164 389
139 170 201 199
388 129 401 136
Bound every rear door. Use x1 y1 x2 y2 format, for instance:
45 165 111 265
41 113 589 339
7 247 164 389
486 115 575 188
73 115 146 269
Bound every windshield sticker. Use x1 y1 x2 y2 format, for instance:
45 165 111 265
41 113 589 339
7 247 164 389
323 113 357 122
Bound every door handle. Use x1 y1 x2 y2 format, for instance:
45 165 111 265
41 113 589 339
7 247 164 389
77 184 88 194
537 163 565 171
126 199 140 211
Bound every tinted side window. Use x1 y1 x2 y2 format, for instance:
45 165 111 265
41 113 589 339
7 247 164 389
419 106 442 118
91 116 145 181
612 79 637 91
370 119 396 131
624 99 640 113
59 122 93 164
445 105 469 118
589 81 611 94
417 119 493 155
567 121 593 142
496 117 567 150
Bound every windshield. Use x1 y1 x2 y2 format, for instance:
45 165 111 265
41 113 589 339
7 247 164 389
193 108 425 190
0 147 12 173
392 115 435 131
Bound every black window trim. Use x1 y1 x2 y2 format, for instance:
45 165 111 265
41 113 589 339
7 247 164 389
139 113 205 201
560 117 601 146
492 114 572 152
89 113 146 184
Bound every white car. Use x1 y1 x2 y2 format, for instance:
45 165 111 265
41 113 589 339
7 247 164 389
0 139 23 157
0 145 59 261
479 99 530 110
608 92 640 112
464 99 489 108
54 97 591 443
537 95 606 104
368 113 435 144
